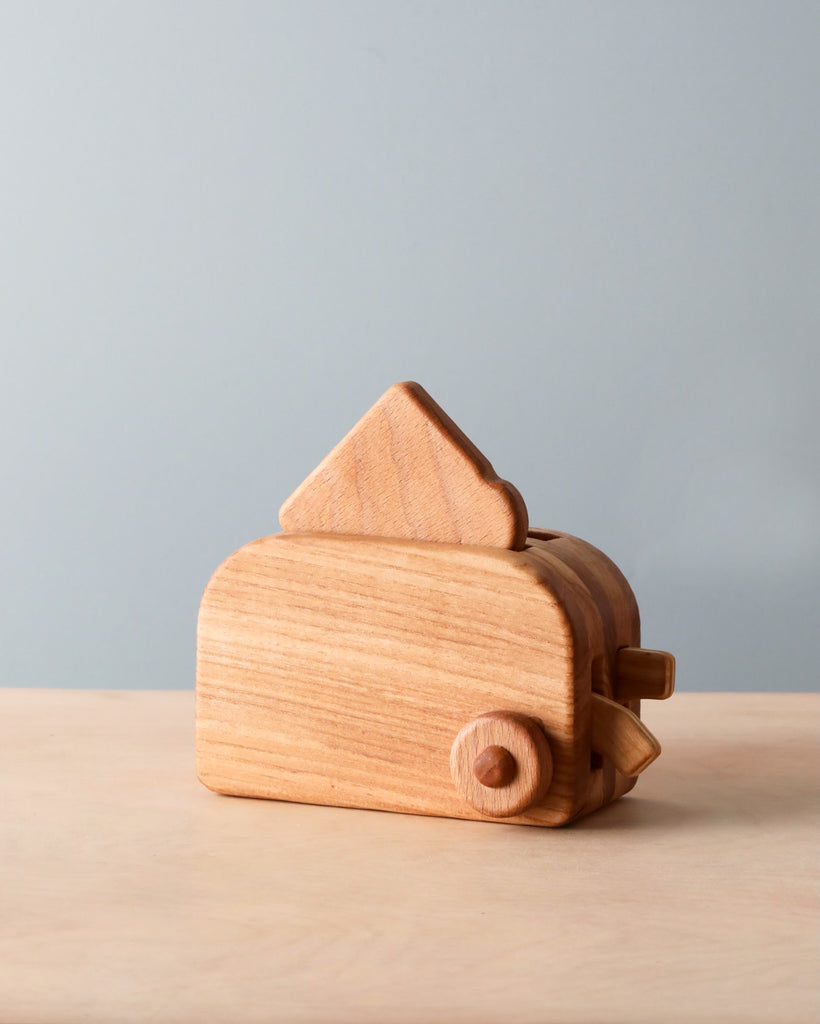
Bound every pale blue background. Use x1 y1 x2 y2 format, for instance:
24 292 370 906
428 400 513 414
1 2 817 690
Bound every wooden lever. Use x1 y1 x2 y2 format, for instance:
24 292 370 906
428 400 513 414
590 693 662 776
614 647 675 701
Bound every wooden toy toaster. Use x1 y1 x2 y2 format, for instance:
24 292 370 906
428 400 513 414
196 382 675 826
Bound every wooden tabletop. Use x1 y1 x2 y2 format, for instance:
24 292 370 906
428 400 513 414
2 691 817 1023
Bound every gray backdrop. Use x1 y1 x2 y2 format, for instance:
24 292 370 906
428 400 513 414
2 2 817 691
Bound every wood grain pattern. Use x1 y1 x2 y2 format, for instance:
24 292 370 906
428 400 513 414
616 647 676 701
279 382 529 549
526 530 646 814
196 527 671 825
590 692 662 776
449 711 553 817
197 532 590 826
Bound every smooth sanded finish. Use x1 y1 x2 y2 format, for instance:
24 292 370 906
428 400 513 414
196 532 589 826
196 528 671 825
616 646 676 701
450 711 553 817
590 692 663 777
279 381 529 549
2 691 817 1024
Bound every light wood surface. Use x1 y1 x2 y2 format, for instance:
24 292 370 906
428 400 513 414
196 532 588 826
278 381 529 549
2 691 817 1024
196 530 666 825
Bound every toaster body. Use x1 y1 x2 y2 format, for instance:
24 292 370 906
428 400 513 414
196 528 645 826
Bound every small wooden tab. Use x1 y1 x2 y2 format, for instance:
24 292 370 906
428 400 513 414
279 382 528 549
590 693 662 777
450 712 552 818
615 648 676 701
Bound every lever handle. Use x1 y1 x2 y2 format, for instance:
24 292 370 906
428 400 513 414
591 693 662 776
615 647 675 701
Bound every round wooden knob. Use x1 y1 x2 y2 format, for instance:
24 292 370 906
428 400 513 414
450 712 553 818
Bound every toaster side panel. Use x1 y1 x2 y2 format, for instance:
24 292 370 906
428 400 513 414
196 533 590 826
528 530 643 812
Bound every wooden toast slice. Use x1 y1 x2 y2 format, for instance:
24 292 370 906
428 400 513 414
279 382 528 549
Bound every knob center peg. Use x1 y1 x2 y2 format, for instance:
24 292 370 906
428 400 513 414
473 744 517 788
